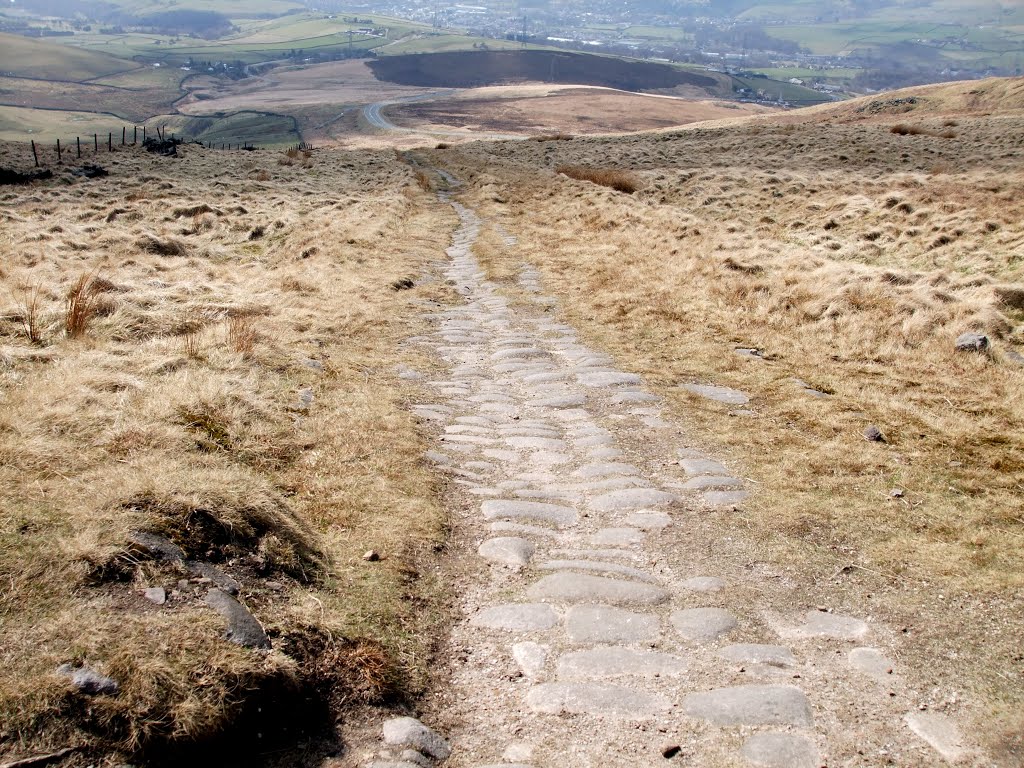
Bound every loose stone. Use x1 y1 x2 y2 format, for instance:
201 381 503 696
576 371 642 387
565 604 661 644
682 384 750 405
528 572 669 606
143 587 166 605
683 685 814 727
469 603 559 632
681 475 745 490
56 664 118 696
527 682 670 718
511 641 548 677
625 511 672 530
703 490 750 507
478 537 536 568
205 589 271 649
679 457 728 476
382 717 452 761
740 732 821 768
670 607 738 643
905 712 969 762
574 462 641 478
556 647 686 679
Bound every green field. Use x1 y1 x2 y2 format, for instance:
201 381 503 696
0 32 136 81
0 105 135 143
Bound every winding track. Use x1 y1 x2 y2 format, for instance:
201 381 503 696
362 174 982 767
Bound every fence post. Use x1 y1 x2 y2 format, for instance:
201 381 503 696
76 136 81 158
134 125 138 144
108 132 112 152
94 133 98 152
31 140 38 167
56 138 62 164
122 126 126 146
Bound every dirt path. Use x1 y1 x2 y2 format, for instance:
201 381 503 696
359 176 987 767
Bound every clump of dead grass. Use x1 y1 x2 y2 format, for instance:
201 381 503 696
556 164 640 194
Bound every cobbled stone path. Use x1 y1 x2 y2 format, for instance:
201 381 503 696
364 183 982 768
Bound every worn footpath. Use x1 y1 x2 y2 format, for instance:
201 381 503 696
361 177 984 768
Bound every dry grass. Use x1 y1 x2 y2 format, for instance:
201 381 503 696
555 165 640 194
0 139 457 764
432 97 1024 762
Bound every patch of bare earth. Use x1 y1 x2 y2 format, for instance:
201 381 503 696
425 85 1024 764
0 140 459 766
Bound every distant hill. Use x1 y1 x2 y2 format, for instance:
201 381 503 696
369 50 720 94
0 32 135 81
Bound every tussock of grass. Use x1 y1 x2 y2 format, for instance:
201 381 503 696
555 164 640 193
0 139 456 763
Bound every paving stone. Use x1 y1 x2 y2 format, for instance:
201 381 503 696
590 488 677 512
481 500 578 528
527 682 670 718
491 347 546 360
550 548 641 561
625 511 672 530
905 712 969 762
704 490 750 507
682 475 745 490
535 395 586 409
512 641 548 677
529 572 669 606
574 462 641 479
610 390 659 403
740 733 821 768
681 576 726 592
557 647 686 679
540 561 659 581
588 446 624 459
382 716 451 760
799 610 869 640
683 685 813 727
505 436 568 451
576 372 643 387
514 489 579 502
564 604 660 644
442 434 500 446
682 384 750 405
478 537 536 568
720 644 797 668
469 603 559 632
670 608 738 643
522 371 572 384
571 476 651 492
591 527 645 547
849 647 896 681
423 450 453 465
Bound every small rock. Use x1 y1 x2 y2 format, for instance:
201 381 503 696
129 531 184 562
382 717 451 761
864 425 886 442
299 357 324 372
955 333 989 353
56 664 118 696
364 550 381 562
889 488 905 498
204 588 271 649
186 562 241 595
143 587 166 605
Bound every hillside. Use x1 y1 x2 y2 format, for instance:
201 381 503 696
0 32 137 81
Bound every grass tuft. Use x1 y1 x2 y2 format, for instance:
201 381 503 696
556 165 640 193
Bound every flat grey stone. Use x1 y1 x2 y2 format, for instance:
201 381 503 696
489 521 561 538
205 589 271 649
591 527 645 547
678 457 727 475
682 475 744 490
398 751 432 768
565 604 661 644
574 462 641 479
799 610 868 640
625 511 671 530
683 685 813 726
577 371 642 387
529 572 669 606
505 436 568 451
590 488 676 512
539 559 659 583
704 490 750 507
741 733 820 768
671 607 738 643
512 641 548 677
470 603 558 632
527 682 670 718
481 500 578 528
129 531 185 562
557 647 686 679
56 664 119 696
849 647 895 681
492 347 545 360
536 395 586 409
905 712 969 762
478 537 536 567
734 348 766 361
523 371 572 384
682 384 750 405
572 476 651 492
681 576 726 592
610 390 659 403
481 449 521 462
143 587 166 605
382 716 451 760
955 332 989 353
720 644 797 667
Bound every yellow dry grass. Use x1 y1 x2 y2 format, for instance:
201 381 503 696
0 140 456 763
428 97 1024 759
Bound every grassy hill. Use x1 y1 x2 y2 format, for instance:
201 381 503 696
0 32 137 81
